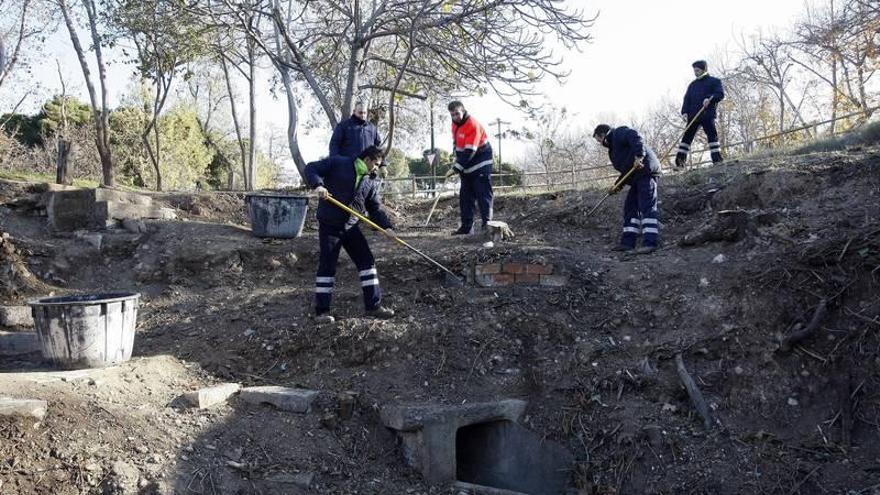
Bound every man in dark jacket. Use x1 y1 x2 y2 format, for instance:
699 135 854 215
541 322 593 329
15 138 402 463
593 124 662 254
304 145 395 323
329 102 382 158
676 60 725 167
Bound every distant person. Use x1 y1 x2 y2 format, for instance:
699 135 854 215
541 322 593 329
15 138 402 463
446 101 494 235
329 101 382 158
676 60 725 167
304 145 395 323
593 124 661 254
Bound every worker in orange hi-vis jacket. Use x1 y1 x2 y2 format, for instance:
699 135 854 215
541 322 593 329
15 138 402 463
446 100 494 236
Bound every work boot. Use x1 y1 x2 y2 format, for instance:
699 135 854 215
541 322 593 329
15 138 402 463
314 314 336 324
451 225 473 236
712 157 724 166
611 244 634 252
636 245 657 255
674 156 686 168
365 306 395 319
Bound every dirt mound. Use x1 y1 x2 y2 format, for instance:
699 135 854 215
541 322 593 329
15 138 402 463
0 231 55 304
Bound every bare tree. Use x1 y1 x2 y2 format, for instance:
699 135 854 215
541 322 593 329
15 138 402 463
184 0 594 182
57 0 114 186
0 0 56 90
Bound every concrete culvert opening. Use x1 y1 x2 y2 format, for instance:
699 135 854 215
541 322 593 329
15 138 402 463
456 420 573 495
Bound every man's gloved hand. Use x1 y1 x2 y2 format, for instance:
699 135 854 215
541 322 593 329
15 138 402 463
377 165 388 178
445 168 457 179
633 158 644 170
702 97 712 108
314 186 329 199
681 113 688 122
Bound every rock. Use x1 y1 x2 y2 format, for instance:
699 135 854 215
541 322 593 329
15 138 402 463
712 254 727 264
0 331 40 356
699 277 710 287
733 366 744 375
108 460 140 490
240 386 318 413
243 329 255 337
75 232 103 250
0 397 47 420
788 398 799 406
122 218 147 234
0 305 33 327
264 472 314 488
181 383 241 409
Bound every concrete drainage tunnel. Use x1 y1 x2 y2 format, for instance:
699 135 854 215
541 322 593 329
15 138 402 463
381 399 574 494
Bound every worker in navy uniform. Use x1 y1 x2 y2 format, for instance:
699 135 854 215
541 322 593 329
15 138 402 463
676 60 725 167
593 124 662 254
304 145 395 323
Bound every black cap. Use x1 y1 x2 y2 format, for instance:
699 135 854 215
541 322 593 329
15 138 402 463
593 124 611 138
692 60 708 71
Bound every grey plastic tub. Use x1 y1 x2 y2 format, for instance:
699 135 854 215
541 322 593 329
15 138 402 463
29 292 140 369
245 193 309 238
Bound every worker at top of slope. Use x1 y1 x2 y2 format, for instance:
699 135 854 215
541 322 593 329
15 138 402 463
676 60 725 167
304 145 395 324
329 101 382 159
592 123 662 254
446 100 494 236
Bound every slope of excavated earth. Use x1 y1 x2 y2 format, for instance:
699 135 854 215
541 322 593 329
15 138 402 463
0 148 878 494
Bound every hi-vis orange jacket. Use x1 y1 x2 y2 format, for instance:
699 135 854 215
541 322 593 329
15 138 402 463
451 114 493 174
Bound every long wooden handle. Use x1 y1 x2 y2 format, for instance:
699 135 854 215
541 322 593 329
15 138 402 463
322 194 461 279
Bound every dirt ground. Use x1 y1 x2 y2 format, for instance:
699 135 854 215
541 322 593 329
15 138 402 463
1 146 879 494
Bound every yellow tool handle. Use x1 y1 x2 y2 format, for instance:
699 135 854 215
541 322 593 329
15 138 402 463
659 102 709 160
322 194 403 246
322 193 462 280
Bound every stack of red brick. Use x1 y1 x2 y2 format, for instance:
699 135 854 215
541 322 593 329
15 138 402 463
473 262 568 287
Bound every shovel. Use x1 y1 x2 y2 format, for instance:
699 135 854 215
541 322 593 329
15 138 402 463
323 193 465 286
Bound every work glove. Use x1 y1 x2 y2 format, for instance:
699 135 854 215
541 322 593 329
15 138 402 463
633 158 644 170
702 97 712 108
377 165 388 178
681 113 688 122
314 186 329 199
445 168 457 179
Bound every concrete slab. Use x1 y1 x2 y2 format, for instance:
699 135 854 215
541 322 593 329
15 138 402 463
0 306 33 328
182 383 241 409
381 399 527 432
0 397 47 420
239 386 318 413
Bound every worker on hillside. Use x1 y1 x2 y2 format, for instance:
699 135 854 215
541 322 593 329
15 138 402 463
676 60 725 167
593 124 662 254
329 101 382 158
446 101 494 235
304 145 395 323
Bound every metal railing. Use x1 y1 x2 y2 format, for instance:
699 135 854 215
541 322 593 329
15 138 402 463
380 106 876 199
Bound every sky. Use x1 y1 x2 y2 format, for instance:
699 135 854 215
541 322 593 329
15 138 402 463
6 0 809 180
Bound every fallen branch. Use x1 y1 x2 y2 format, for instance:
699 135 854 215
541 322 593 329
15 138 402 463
780 299 829 352
675 353 715 429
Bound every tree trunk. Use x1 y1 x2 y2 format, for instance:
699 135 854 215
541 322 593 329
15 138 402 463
220 55 248 190
247 39 257 191
56 139 73 185
272 1 307 182
279 66 307 181
83 0 114 186
58 0 114 186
